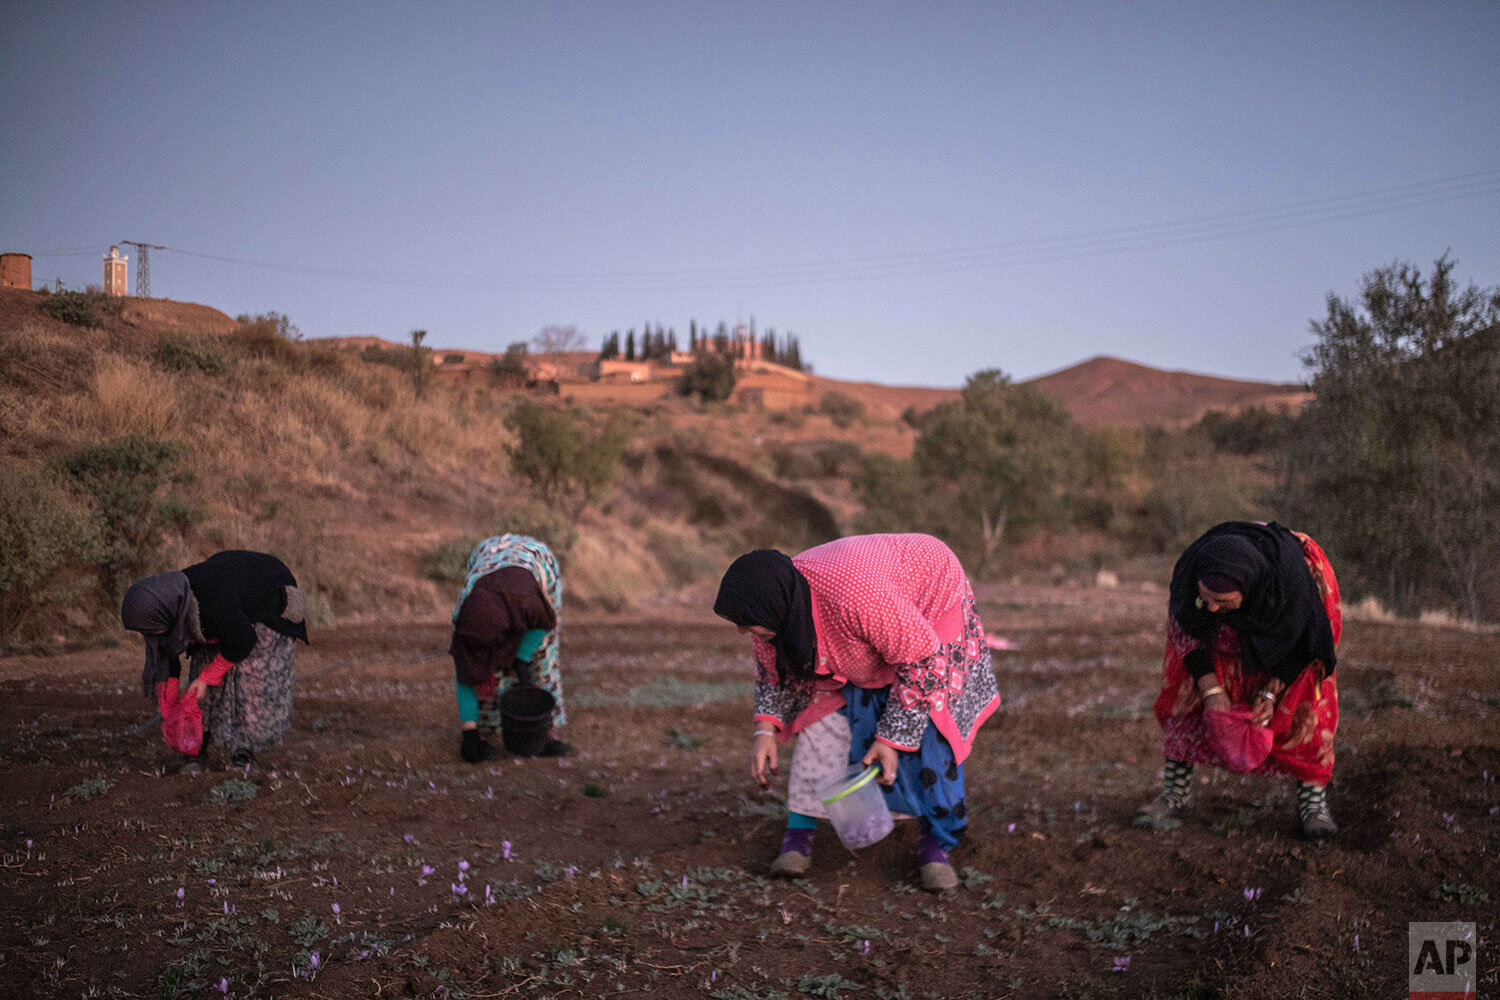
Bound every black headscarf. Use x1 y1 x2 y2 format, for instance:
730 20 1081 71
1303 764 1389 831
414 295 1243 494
1169 521 1337 682
713 550 818 685
121 571 193 697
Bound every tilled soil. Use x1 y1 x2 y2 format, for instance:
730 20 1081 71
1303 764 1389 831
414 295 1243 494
2 585 1496 999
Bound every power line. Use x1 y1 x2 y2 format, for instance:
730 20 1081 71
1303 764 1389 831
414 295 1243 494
18 168 1497 294
150 169 1499 292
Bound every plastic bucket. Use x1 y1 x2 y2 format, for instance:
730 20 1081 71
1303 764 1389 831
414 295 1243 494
819 763 894 849
499 683 555 756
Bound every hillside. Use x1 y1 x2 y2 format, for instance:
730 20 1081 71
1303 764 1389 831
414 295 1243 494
319 332 1300 428
1026 355 1308 427
2 288 1291 645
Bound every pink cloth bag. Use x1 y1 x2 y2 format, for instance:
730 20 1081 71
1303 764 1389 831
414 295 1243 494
156 679 204 755
1204 707 1273 773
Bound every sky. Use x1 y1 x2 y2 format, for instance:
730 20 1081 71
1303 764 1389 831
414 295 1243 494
2 2 1497 387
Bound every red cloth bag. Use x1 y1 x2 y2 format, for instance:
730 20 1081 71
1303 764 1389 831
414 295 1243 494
155 679 204 755
1204 708 1274 774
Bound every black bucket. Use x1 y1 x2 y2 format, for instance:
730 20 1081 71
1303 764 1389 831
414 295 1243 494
499 683 555 756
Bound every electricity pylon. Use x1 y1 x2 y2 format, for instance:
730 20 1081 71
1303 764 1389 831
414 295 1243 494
121 241 165 298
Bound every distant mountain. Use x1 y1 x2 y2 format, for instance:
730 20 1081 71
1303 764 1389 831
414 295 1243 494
1022 355 1308 428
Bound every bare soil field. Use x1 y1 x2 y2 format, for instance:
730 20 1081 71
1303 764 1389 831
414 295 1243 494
2 586 1496 999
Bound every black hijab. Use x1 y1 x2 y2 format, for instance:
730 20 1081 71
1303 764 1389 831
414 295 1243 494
121 571 193 696
713 550 818 685
1170 521 1337 680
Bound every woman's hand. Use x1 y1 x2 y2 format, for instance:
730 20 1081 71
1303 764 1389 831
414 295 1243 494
751 730 779 789
186 678 209 703
1249 678 1286 727
861 741 900 787
1196 674 1231 714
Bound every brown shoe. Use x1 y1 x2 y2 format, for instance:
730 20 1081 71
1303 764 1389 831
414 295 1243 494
1300 808 1338 839
1133 795 1189 830
769 850 811 877
919 861 959 892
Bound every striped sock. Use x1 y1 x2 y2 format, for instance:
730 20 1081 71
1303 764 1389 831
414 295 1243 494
1297 782 1329 821
1162 758 1194 807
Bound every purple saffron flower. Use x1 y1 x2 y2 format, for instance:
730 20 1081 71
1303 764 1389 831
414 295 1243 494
1353 934 1359 951
175 887 185 903
308 952 320 972
1112 956 1131 973
215 977 229 994
451 882 468 897
502 841 513 859
421 864 436 876
859 940 871 957
403 833 413 844
1006 823 1017 833
1243 887 1261 902
458 860 470 872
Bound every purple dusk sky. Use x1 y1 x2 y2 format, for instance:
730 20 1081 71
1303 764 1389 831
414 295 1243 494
2 2 1497 386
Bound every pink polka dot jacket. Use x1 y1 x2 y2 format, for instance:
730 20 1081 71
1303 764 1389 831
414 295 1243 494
751 533 1001 764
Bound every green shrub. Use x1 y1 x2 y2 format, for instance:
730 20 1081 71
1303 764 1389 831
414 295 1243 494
770 447 823 480
65 776 112 800
900 404 931 430
204 779 259 804
494 499 579 559
153 334 228 375
360 344 408 371
677 354 737 402
504 399 627 520
0 467 101 639
426 537 481 583
817 390 865 428
1195 405 1295 456
230 312 300 364
490 342 530 386
58 435 186 590
813 440 862 477
39 290 115 327
689 494 728 526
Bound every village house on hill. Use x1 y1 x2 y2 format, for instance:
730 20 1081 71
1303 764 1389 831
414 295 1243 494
567 322 810 409
331 322 812 410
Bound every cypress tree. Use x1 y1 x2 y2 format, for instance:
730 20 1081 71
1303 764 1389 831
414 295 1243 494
625 329 636 361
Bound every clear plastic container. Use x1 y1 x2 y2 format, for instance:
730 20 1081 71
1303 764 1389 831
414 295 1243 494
819 763 894 849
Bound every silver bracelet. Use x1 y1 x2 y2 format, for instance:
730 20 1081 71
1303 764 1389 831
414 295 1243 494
1255 689 1275 702
753 729 776 738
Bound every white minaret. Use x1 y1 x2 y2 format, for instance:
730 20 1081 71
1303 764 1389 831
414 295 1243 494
103 246 129 296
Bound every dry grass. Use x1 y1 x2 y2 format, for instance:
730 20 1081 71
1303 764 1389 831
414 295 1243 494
91 354 181 438
1344 594 1496 633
